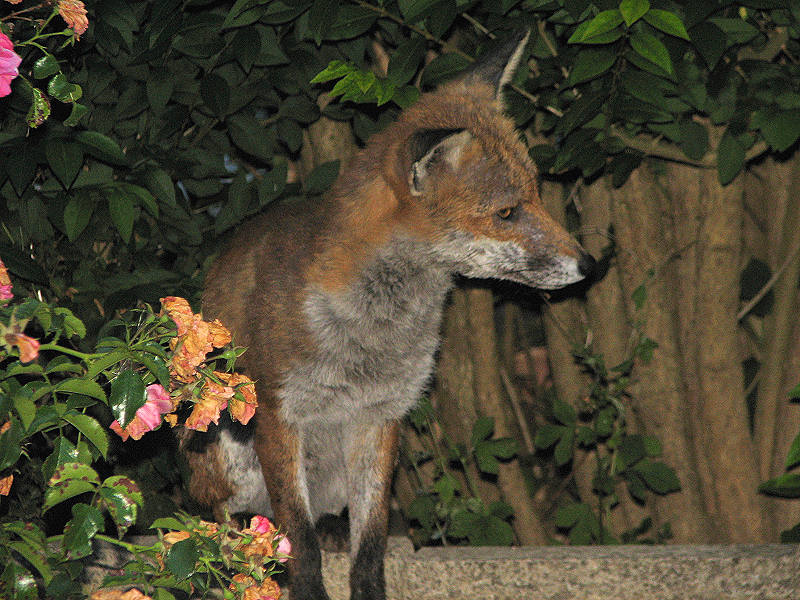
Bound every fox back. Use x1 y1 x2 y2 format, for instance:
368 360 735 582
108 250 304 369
199 30 592 600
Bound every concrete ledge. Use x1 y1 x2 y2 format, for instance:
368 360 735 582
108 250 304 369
322 537 800 599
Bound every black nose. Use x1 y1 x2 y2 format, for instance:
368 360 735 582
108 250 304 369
577 251 596 279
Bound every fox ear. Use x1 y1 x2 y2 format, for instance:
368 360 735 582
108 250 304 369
462 28 531 101
408 128 471 196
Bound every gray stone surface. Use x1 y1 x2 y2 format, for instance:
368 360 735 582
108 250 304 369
322 537 800 600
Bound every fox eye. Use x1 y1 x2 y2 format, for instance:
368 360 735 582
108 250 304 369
497 206 516 220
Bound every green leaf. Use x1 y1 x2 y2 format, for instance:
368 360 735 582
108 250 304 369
47 74 82 103
0 417 23 471
45 140 84 189
142 168 177 208
42 436 79 482
232 26 261 72
7 539 51 585
326 5 376 41
26 88 51 128
617 435 646 471
689 21 726 69
75 131 128 165
398 0 437 23
97 484 139 538
716 129 744 185
54 378 107 403
554 427 575 466
63 102 88 127
63 194 94 242
309 0 340 44
631 282 647 309
150 517 187 530
200 73 231 118
310 59 354 84
752 109 800 152
1 562 37 600
470 416 494 446
634 460 680 494
387 38 426 86
33 55 60 79
63 503 104 559
166 538 200 580
420 53 471 87
108 188 137 243
679 120 709 160
110 369 146 427
643 9 690 40
555 502 590 528
146 68 174 115
43 462 101 512
619 0 649 27
552 396 576 426
629 30 673 75
14 395 36 431
534 424 564 449
305 160 340 194
62 411 109 459
784 432 800 471
759 472 800 498
54 307 87 339
568 47 616 85
258 163 287 206
568 10 623 44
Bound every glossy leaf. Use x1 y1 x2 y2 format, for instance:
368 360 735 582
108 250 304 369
42 436 80 482
54 378 107 403
166 538 200 580
47 74 82 102
63 503 104 559
33 54 60 79
62 411 109 459
109 369 146 428
63 194 94 242
43 462 100 512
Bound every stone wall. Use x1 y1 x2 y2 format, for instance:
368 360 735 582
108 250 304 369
321 537 800 600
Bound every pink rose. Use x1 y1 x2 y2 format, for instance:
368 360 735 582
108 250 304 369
110 384 174 441
249 515 274 534
0 33 22 98
275 534 292 562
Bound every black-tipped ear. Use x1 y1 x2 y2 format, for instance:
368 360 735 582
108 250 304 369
462 28 531 100
408 128 471 196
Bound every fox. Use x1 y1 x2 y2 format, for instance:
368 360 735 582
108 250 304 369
197 29 594 600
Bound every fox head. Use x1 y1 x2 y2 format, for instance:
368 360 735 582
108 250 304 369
390 30 594 289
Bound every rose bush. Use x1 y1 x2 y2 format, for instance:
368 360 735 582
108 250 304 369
0 260 286 599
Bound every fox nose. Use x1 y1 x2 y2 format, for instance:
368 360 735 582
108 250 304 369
577 251 596 279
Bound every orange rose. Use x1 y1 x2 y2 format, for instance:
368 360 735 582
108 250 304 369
58 0 89 37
